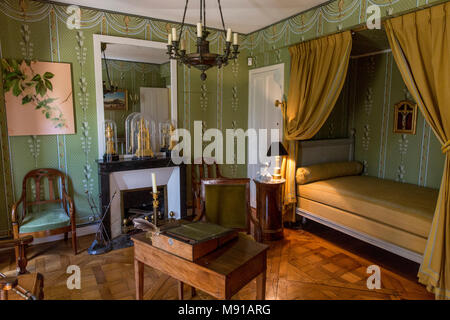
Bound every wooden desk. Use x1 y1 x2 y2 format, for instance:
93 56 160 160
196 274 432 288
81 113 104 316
132 233 269 300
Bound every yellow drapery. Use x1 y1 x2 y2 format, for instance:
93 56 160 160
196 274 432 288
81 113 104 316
385 2 450 299
281 31 352 222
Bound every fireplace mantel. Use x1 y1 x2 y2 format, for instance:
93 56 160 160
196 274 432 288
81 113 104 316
97 158 186 238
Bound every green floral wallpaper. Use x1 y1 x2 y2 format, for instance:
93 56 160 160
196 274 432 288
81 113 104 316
349 54 444 188
0 0 445 235
0 0 248 236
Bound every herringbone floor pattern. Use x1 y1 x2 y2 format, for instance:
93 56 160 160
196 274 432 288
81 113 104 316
0 222 433 300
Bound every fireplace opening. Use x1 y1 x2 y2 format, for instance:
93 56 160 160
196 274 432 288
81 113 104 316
121 185 168 234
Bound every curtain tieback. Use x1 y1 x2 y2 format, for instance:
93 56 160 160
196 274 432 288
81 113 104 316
441 140 450 154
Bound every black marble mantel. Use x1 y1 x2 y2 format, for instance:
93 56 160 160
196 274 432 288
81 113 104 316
96 157 186 238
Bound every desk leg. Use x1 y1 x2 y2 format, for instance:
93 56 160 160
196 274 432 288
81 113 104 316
135 259 144 300
256 270 266 300
178 281 184 300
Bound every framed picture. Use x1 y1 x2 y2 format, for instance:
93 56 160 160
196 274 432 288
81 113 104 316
393 100 417 134
104 89 128 111
2 59 75 136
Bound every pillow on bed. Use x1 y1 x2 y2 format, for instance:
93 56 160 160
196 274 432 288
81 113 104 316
296 161 363 185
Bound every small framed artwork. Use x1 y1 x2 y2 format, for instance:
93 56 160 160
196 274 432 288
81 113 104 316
104 89 128 111
393 100 418 134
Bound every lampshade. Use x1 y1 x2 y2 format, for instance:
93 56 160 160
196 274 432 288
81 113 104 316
267 142 288 157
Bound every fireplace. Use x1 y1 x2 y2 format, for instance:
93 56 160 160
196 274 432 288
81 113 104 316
121 185 167 234
97 158 186 243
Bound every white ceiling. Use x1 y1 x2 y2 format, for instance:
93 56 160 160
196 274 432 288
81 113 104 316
103 43 169 64
56 0 329 34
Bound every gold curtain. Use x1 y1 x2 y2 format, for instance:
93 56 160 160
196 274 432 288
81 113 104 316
281 31 352 222
385 2 450 299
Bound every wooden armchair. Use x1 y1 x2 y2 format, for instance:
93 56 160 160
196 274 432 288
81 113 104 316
0 236 44 300
191 158 223 215
11 169 77 265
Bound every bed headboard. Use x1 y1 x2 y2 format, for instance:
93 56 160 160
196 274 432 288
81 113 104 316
297 132 355 167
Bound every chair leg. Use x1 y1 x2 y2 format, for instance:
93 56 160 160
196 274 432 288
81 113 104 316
71 226 77 255
16 243 28 275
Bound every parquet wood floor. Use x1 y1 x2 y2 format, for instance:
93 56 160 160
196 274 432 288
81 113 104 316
0 221 433 300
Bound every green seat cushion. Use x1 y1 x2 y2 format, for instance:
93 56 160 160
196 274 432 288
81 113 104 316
19 208 70 234
204 184 247 229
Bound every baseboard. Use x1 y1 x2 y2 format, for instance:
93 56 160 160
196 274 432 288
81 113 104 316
30 223 98 245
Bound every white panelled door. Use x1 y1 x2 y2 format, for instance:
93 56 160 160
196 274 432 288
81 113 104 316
248 63 284 208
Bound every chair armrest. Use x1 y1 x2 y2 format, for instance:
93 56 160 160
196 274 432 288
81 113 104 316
11 195 25 224
62 192 75 217
0 235 33 249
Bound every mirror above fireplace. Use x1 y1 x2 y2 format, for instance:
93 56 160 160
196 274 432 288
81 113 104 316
93 34 178 159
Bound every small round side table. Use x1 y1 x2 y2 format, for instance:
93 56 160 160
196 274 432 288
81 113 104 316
253 178 285 241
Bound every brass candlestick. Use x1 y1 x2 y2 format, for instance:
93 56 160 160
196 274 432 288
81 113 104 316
152 191 159 226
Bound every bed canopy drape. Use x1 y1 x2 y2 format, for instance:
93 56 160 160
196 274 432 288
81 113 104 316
385 2 450 300
281 31 352 222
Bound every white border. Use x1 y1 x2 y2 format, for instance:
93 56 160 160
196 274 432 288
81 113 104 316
93 34 178 158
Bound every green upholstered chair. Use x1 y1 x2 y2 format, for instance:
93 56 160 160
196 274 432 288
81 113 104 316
11 168 77 262
195 178 261 241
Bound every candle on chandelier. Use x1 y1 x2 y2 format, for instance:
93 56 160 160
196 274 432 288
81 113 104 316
180 39 186 50
171 28 177 41
167 33 172 45
226 28 232 42
233 33 238 45
197 22 202 37
152 173 157 194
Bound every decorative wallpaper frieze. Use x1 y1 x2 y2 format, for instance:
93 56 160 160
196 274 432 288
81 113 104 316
396 133 409 182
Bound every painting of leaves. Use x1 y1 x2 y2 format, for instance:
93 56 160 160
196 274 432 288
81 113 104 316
1 59 75 135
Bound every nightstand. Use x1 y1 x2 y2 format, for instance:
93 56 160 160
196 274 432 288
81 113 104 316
253 179 285 241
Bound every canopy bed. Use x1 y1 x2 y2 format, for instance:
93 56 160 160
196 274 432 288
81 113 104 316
281 2 449 299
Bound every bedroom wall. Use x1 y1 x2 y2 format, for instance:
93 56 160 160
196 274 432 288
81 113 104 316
0 0 248 236
101 59 165 138
349 53 445 189
241 0 446 141
0 0 445 236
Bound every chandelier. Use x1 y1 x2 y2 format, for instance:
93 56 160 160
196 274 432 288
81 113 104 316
166 0 240 81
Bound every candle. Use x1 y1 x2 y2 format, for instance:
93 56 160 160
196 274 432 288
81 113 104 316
226 28 232 42
233 33 238 45
152 173 157 193
180 39 186 50
167 33 172 45
197 22 202 37
171 27 177 41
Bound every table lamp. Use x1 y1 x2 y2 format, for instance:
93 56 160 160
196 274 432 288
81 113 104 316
267 142 288 180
